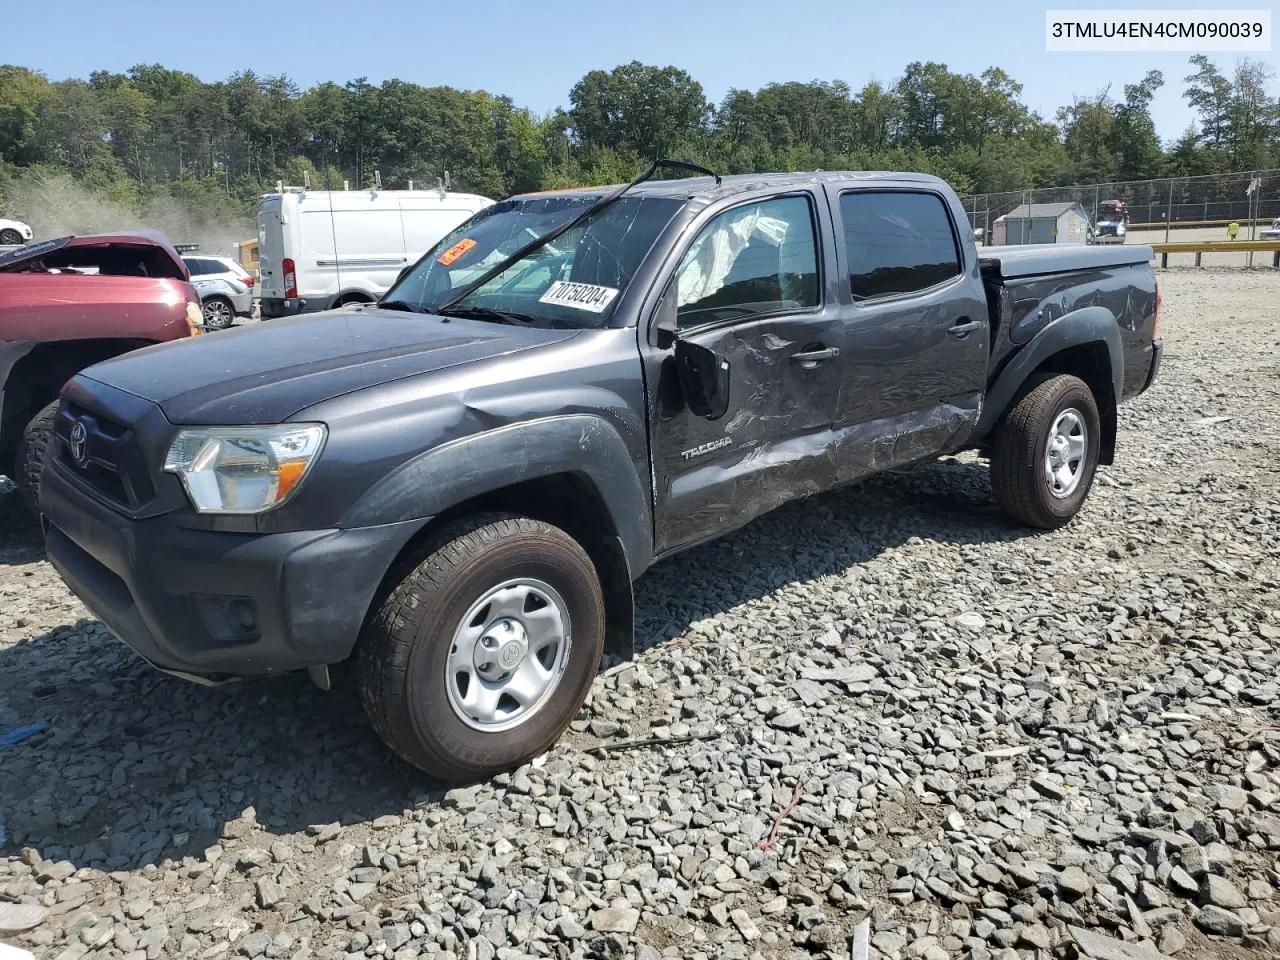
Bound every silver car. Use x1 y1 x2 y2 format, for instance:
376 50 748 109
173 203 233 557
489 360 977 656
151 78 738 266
183 254 254 330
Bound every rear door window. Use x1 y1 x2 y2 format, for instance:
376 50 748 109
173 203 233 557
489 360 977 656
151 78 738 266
839 191 961 299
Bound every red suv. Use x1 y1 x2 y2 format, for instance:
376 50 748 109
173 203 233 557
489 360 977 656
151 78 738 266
0 231 204 515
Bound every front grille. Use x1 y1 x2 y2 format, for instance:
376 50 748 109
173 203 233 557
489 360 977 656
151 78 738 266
56 402 156 510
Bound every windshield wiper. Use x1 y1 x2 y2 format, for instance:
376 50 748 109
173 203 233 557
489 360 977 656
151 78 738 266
377 299 429 313
435 158 721 313
437 304 540 326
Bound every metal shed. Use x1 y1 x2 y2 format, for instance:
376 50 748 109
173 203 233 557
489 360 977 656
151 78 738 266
993 201 1091 246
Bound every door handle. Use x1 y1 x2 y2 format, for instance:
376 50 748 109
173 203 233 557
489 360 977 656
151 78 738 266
790 346 840 364
949 318 983 338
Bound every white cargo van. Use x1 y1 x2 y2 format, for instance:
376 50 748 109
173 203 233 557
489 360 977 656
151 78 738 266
256 184 494 318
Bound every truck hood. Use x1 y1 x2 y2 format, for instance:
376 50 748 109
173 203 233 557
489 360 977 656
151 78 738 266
80 306 580 424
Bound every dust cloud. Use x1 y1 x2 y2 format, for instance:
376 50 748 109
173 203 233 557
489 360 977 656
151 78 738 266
4 171 253 257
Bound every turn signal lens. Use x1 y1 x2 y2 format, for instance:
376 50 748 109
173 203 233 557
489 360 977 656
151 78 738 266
186 301 204 336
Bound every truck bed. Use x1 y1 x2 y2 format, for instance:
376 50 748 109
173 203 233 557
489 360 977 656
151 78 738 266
978 243 1154 280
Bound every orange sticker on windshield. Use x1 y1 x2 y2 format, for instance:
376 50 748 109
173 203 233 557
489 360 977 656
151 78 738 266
437 237 477 266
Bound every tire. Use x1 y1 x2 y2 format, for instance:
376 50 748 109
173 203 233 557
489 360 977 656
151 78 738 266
358 513 605 781
15 400 59 519
0 229 23 245
201 296 235 330
990 373 1101 530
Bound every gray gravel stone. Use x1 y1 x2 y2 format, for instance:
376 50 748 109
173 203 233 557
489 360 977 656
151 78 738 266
1194 905 1245 937
588 908 639 934
0 902 48 934
1202 875 1246 910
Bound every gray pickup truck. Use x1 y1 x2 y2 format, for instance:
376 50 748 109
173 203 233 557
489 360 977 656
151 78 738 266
38 161 1162 781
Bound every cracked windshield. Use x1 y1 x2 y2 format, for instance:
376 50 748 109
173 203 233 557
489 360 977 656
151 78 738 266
383 194 683 328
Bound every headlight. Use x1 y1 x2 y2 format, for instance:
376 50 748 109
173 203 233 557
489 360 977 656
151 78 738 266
163 424 327 514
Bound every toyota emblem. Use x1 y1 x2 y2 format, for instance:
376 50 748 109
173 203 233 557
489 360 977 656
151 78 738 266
68 420 88 467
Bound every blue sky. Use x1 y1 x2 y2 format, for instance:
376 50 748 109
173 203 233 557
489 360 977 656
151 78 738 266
7 0 1277 143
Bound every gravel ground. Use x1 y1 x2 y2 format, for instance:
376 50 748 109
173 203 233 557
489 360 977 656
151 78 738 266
1 268 1278 960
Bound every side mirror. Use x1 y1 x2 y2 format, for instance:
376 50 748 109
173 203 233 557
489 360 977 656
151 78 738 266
674 339 730 421
653 275 730 420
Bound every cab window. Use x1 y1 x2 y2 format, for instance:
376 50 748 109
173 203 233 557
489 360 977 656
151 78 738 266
675 195 819 329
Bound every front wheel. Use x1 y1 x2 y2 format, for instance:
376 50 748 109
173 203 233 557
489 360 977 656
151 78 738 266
358 514 605 781
990 373 1101 529
0 229 24 245
15 400 60 518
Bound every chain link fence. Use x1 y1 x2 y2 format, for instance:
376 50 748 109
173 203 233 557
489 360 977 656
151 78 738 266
960 169 1280 242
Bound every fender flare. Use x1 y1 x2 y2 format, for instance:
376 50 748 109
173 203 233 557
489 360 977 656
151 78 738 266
975 305 1123 441
338 413 654 574
339 414 649 661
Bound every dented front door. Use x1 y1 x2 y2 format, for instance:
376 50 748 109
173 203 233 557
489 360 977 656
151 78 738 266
647 191 847 555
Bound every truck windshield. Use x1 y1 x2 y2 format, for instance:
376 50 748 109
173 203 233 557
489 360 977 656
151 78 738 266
381 194 683 328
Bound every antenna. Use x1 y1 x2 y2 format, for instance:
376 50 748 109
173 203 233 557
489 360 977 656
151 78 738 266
276 179 283 193
374 170 382 193
408 179 413 191
303 170 310 188
343 179 349 191
444 170 450 190
325 163 343 307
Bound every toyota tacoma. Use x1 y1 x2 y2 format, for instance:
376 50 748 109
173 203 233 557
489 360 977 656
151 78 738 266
38 162 1162 781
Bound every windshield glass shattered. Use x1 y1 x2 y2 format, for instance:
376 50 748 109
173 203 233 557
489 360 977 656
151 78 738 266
381 194 683 329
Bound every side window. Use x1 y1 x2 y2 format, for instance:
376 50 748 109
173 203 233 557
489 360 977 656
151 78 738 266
675 195 819 329
839 191 961 300
185 259 205 276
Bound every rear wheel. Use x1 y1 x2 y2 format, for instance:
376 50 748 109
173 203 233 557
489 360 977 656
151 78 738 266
358 513 605 781
201 296 234 330
15 400 59 518
990 373 1101 529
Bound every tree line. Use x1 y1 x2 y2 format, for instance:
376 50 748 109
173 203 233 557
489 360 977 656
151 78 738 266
0 55 1276 232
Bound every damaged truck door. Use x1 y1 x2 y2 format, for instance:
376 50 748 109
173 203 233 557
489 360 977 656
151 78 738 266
647 191 846 553
824 186 991 478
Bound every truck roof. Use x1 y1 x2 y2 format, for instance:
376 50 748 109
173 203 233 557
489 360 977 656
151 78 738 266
510 170 950 203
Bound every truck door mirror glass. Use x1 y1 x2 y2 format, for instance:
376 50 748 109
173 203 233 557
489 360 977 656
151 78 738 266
674 340 730 420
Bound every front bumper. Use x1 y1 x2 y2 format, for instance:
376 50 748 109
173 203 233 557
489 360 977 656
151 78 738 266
41 456 425 681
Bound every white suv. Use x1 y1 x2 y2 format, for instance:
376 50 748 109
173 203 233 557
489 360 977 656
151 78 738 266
183 254 255 329
0 218 34 246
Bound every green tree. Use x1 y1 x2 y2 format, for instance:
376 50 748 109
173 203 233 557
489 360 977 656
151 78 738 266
1109 70 1164 182
569 62 708 159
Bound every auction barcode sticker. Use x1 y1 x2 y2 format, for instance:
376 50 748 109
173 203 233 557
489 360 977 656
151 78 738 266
1046 10 1271 51
538 281 619 313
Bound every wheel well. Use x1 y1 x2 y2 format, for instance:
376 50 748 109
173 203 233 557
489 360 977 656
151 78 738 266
334 291 374 307
1029 342 1116 465
0 339 154 464
369 473 635 662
